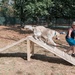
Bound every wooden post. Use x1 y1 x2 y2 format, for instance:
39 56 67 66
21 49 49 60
30 41 34 56
27 39 31 61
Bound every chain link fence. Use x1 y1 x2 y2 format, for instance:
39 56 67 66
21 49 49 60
0 16 75 29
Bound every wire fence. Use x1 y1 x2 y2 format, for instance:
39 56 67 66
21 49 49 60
0 16 75 29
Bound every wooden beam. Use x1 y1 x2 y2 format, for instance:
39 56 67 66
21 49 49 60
0 38 27 52
30 41 34 55
27 39 31 61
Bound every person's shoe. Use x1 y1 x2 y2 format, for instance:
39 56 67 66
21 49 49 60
71 54 75 57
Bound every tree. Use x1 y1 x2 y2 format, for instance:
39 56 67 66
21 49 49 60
14 0 75 26
0 0 15 25
14 0 53 26
0 0 14 17
51 0 75 18
14 0 26 26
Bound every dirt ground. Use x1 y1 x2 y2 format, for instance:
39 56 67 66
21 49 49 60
0 25 75 75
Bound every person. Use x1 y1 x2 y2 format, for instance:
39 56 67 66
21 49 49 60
66 21 75 57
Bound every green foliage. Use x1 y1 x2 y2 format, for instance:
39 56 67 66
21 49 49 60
52 0 75 18
14 0 53 25
0 0 74 26
0 0 14 17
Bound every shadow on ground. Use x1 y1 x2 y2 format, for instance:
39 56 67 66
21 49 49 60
0 53 27 60
0 52 72 66
31 54 72 66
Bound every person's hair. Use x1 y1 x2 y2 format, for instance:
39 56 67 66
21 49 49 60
72 21 75 26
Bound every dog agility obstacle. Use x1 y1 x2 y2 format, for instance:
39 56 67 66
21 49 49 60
0 35 75 65
27 36 75 65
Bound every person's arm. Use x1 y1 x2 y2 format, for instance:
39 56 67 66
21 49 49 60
68 28 73 38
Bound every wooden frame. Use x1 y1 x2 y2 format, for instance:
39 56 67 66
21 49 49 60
27 36 75 65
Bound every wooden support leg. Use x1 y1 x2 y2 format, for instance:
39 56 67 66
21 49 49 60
27 39 34 61
30 41 34 56
27 39 31 61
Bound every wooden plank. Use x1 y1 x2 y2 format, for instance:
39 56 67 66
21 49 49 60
0 37 27 52
54 48 75 65
27 36 75 65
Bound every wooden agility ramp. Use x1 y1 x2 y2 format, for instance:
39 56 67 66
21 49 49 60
0 35 75 65
27 36 75 65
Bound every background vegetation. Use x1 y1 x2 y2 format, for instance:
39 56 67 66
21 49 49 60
0 0 75 27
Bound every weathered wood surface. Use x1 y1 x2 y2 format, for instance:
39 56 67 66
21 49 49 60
27 36 75 65
0 37 27 52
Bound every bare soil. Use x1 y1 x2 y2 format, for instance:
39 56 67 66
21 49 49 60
0 25 75 75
